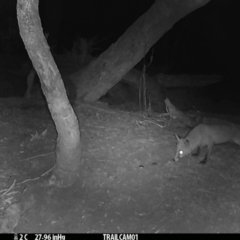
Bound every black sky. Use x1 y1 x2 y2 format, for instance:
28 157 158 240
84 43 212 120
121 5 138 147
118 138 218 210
53 0 240 75
1 0 239 76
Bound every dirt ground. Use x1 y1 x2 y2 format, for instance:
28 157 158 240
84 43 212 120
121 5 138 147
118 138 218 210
1 91 240 234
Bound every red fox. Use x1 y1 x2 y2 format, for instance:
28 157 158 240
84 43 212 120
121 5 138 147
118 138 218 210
173 123 240 164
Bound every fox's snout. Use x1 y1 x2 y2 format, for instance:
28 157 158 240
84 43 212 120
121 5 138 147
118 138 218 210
173 151 183 161
173 152 179 161
173 134 185 161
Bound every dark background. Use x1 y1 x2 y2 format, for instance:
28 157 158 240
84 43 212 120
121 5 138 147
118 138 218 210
0 0 239 101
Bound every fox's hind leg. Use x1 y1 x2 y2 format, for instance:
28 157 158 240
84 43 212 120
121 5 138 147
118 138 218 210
199 144 213 164
192 147 200 157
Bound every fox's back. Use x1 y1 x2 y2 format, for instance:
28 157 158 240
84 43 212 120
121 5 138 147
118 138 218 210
187 123 240 146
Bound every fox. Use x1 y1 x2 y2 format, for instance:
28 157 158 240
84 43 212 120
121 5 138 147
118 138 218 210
173 123 240 164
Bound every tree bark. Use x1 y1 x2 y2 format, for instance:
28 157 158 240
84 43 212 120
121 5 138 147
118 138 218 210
70 0 210 103
17 0 81 187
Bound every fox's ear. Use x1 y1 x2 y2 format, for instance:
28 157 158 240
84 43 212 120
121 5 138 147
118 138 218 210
175 134 181 141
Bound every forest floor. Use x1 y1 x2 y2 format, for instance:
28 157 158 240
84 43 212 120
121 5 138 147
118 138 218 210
1 85 240 233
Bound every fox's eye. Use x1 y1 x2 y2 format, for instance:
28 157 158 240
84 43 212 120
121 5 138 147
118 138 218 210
179 150 183 155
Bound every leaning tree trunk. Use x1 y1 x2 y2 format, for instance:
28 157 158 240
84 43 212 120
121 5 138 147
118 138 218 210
70 0 210 103
17 0 81 187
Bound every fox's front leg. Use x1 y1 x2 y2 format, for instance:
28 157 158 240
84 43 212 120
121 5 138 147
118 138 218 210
192 147 200 157
199 145 212 164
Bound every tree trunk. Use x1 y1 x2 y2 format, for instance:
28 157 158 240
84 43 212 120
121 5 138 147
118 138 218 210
70 0 210 103
17 0 81 187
